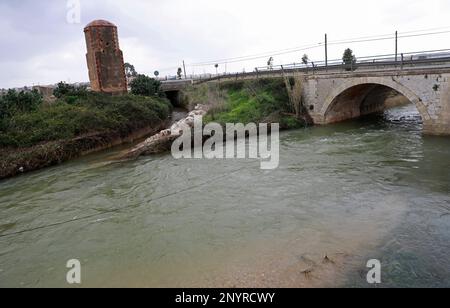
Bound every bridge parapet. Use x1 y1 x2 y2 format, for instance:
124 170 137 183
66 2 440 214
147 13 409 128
160 79 193 92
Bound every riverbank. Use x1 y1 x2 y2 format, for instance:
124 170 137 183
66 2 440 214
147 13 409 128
0 78 413 179
0 123 170 180
119 78 310 159
0 92 172 180
185 78 308 129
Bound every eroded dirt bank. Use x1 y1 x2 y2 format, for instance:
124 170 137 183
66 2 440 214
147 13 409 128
0 121 170 180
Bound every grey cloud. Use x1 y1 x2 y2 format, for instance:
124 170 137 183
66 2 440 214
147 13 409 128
0 0 448 88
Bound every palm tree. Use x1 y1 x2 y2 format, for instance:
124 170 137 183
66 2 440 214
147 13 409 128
267 57 274 70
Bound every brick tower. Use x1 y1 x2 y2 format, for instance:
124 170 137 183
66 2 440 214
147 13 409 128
84 20 127 95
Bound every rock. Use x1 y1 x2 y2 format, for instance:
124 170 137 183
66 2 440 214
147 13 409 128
120 105 209 159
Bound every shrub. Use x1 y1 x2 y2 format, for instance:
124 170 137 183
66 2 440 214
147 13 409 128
0 92 171 148
53 82 88 101
0 89 42 120
130 75 162 97
204 78 293 125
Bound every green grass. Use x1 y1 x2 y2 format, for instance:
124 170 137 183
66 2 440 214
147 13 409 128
0 92 171 148
202 78 305 129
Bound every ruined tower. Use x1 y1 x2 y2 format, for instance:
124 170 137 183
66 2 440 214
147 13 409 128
84 20 127 95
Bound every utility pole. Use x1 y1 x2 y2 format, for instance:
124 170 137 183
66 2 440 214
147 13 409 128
182 60 187 79
395 31 398 63
325 33 328 70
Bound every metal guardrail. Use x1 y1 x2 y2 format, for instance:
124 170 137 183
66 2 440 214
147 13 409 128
191 49 450 84
256 48 450 71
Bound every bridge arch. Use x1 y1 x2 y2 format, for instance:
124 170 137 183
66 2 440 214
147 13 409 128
320 77 431 123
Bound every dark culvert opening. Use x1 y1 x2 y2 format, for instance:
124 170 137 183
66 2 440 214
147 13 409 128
165 90 182 107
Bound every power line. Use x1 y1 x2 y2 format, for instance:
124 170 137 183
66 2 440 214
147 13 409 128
328 30 450 46
191 45 321 67
154 26 450 73
157 43 321 71
327 26 450 44
185 31 409 67
182 28 450 68
399 25 450 35
189 43 321 66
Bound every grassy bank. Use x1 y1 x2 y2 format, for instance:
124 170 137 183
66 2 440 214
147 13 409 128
0 90 171 179
184 78 307 129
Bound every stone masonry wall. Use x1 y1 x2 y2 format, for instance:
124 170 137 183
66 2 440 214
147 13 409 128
303 71 450 135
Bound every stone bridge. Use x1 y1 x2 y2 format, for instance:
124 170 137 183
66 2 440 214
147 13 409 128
160 79 194 92
197 61 450 136
160 79 193 106
304 69 450 135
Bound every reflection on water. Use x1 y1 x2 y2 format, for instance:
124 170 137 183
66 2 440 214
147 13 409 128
0 104 449 288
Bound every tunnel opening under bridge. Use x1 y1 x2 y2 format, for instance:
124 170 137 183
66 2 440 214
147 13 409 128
322 83 423 126
164 90 183 107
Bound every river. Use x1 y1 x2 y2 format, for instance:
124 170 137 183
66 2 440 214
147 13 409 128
0 104 449 288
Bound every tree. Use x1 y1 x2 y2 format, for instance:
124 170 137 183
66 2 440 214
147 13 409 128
54 82 75 98
0 89 42 119
124 63 138 78
343 48 357 71
177 68 183 80
53 82 87 99
215 64 219 75
0 91 12 120
129 74 162 97
302 54 309 66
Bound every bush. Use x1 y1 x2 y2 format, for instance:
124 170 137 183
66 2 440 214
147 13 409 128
0 89 42 120
205 78 292 125
0 92 171 148
130 75 162 97
279 114 305 129
53 82 88 101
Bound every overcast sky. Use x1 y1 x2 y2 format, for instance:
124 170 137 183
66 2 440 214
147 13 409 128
1 0 450 88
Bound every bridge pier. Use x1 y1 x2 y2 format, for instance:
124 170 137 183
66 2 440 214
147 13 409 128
422 83 450 135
